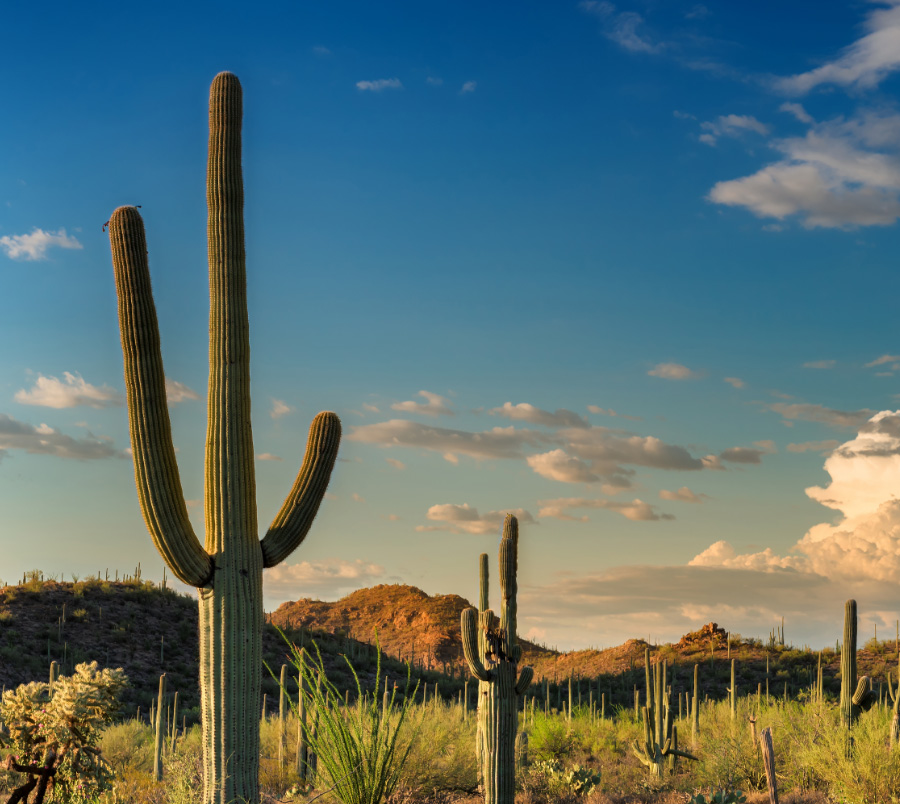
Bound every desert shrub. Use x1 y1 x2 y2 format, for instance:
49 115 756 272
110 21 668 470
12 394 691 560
530 711 577 760
99 719 154 774
400 702 477 794
161 726 202 804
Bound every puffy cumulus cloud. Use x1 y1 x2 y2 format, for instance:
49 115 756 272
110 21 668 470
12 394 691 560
490 402 589 429
264 558 388 604
526 449 599 483
391 390 454 417
647 362 700 380
270 399 293 419
0 414 123 461
767 402 874 429
699 114 770 147
356 78 402 92
777 2 900 94
709 111 900 228
538 496 673 522
659 486 708 503
416 503 536 535
691 411 900 585
347 419 552 461
15 372 122 409
803 360 836 369
0 228 82 261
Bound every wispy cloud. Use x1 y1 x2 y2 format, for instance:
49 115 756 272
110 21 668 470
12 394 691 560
724 377 745 389
15 372 121 409
416 503 536 535
866 354 900 368
767 402 875 429
385 458 405 470
0 228 82 261
786 440 840 454
270 399 293 419
647 362 701 380
460 81 477 94
390 390 454 417
709 110 900 228
0 414 122 461
579 1 663 54
490 402 589 429
777 2 900 94
587 405 642 421
426 76 443 86
699 114 770 147
165 379 200 404
356 78 403 92
257 453 282 461
538 496 673 522
659 486 708 503
780 102 814 124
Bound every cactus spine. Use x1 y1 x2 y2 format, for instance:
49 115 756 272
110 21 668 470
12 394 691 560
107 73 341 804
841 599 858 727
461 514 533 804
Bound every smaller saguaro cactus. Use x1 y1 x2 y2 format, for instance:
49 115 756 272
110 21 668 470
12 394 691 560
841 599 859 727
888 666 900 748
729 658 736 720
153 674 166 782
632 647 697 779
461 514 533 804
691 663 699 749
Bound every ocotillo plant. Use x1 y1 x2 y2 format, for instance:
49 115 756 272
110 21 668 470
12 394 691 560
107 73 341 804
632 646 697 779
841 599 859 727
461 514 533 804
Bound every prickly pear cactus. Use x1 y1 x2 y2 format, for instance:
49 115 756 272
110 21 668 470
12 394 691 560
461 514 533 804
108 73 341 804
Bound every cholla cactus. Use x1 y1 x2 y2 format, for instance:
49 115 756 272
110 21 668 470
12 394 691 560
0 662 127 803
461 514 533 804
107 72 341 804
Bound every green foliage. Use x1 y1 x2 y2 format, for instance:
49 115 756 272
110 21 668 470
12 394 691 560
528 758 601 798
529 712 577 760
275 630 423 804
0 661 128 802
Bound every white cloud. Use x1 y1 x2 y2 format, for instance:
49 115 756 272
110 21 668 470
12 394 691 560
780 102 814 124
526 449 599 483
866 354 900 367
647 362 700 380
391 390 454 417
803 360 836 369
460 81 477 94
709 111 900 228
538 496 673 522
385 458 405 470
563 427 708 475
264 558 388 602
724 377 745 389
490 402 589 429
270 399 293 419
699 114 770 147
0 228 82 261
165 379 200 404
257 453 282 461
778 2 900 94
15 372 122 409
416 503 536 535
659 486 708 503
0 414 122 461
356 78 403 92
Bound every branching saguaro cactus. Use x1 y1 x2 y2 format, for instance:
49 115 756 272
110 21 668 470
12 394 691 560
461 514 533 804
632 646 697 779
108 72 341 804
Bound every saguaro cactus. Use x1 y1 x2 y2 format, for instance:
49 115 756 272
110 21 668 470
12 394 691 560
461 514 533 804
108 73 341 804
841 599 859 727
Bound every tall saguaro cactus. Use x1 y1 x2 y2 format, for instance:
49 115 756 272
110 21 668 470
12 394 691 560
461 515 533 804
108 72 341 804
841 599 858 727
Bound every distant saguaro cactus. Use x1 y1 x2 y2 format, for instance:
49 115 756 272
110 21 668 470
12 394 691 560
108 73 341 804
461 514 533 804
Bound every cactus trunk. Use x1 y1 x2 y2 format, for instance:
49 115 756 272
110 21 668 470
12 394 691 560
841 599 858 728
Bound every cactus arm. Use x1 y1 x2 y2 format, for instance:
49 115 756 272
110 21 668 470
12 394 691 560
665 746 699 761
109 206 213 588
461 607 492 682
514 666 533 695
499 514 518 653
260 412 342 567
631 743 653 767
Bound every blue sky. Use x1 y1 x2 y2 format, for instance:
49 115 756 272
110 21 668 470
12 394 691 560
5 1 900 650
